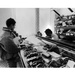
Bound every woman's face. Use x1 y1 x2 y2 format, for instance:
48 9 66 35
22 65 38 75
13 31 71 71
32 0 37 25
10 24 15 30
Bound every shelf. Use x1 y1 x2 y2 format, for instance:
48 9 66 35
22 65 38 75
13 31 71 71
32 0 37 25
56 25 75 30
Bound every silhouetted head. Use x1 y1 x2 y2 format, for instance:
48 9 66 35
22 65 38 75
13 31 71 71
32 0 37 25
45 29 52 38
37 31 42 36
6 18 16 30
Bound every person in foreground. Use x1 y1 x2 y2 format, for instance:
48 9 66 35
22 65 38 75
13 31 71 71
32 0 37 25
0 18 21 67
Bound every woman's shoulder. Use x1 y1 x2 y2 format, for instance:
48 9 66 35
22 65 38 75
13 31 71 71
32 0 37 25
52 34 58 40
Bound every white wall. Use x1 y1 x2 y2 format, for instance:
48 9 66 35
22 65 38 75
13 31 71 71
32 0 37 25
15 8 36 37
0 8 56 37
39 8 50 36
0 8 16 34
39 8 55 36
59 8 72 15
54 8 75 16
0 8 74 38
0 8 36 37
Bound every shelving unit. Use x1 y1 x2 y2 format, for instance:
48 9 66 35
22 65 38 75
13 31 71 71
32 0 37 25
55 14 75 40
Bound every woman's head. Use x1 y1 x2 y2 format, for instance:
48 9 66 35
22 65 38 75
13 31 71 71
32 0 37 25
45 29 52 38
6 18 16 30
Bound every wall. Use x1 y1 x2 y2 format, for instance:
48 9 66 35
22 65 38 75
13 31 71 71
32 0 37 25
15 8 36 37
0 8 36 37
39 8 55 36
0 8 74 38
0 8 16 34
39 8 50 36
58 8 75 15
0 8 56 37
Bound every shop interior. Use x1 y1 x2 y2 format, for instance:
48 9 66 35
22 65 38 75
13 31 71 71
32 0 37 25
0 8 75 68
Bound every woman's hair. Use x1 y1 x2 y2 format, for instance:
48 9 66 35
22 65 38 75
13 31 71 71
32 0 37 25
6 18 16 27
45 29 52 37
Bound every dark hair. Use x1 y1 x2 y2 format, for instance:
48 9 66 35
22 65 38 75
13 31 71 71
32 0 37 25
6 18 16 27
45 29 52 37
37 31 42 36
